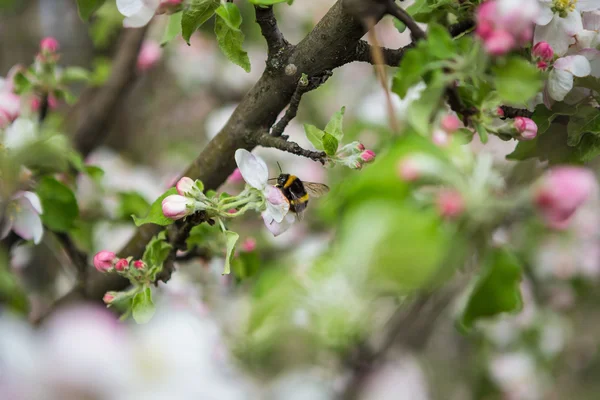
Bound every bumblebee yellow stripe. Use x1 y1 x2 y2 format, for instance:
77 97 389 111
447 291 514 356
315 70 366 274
292 193 310 204
283 175 297 189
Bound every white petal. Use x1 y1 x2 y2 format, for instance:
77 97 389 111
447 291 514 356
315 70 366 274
263 188 290 224
583 11 600 30
13 201 43 244
262 213 295 237
577 0 600 12
562 10 584 35
534 18 574 56
122 6 155 28
4 118 37 149
535 6 555 26
555 55 591 76
547 68 575 101
116 0 144 17
21 192 42 214
234 149 268 190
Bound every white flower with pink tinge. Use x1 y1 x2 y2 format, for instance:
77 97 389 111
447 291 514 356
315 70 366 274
547 54 593 101
534 0 600 56
0 191 43 244
235 149 294 237
117 0 182 27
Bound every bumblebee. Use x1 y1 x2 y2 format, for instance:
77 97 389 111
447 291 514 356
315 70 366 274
273 174 330 216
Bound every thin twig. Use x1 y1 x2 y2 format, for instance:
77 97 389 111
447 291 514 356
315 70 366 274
257 134 327 163
353 40 409 66
255 5 291 61
500 106 533 119
271 71 333 137
385 0 426 41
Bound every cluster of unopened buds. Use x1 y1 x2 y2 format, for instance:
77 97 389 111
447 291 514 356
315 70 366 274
431 114 462 146
329 142 376 170
532 41 554 70
475 0 539 55
489 109 538 141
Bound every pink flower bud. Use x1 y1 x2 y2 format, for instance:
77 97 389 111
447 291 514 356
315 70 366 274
536 60 549 70
397 158 420 182
176 177 195 196
534 167 597 229
436 189 464 219
241 237 257 252
357 143 366 151
440 115 461 133
162 194 194 220
360 150 376 163
40 37 59 53
137 41 162 72
484 30 515 56
115 258 129 272
133 260 145 270
513 117 538 140
93 251 116 272
103 292 115 304
532 41 553 61
227 168 244 184
496 107 505 117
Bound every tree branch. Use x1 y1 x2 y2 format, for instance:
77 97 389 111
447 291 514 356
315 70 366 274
72 26 148 157
353 40 408 66
500 106 533 119
255 5 291 62
385 0 426 41
257 134 327 163
83 0 400 300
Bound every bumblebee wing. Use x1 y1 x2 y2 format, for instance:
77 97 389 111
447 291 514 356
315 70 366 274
288 190 307 220
302 182 330 198
267 178 278 183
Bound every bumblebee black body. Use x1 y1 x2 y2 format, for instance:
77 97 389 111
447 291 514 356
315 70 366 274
276 174 309 213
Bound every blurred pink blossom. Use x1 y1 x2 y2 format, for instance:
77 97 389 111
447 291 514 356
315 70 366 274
137 40 162 72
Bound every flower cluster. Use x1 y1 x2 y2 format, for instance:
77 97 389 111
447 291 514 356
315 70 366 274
329 142 376 170
117 0 183 27
476 0 540 55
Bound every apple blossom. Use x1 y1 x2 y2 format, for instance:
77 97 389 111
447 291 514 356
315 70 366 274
137 40 162 72
360 150 376 163
176 176 195 196
534 166 597 229
227 168 244 184
241 237 257 252
117 0 182 28
397 159 421 182
432 129 450 147
93 251 117 272
440 114 462 133
534 0 598 56
133 260 146 269
547 54 591 101
436 189 465 218
0 191 44 244
162 194 196 220
235 149 292 236
513 117 538 140
103 293 116 304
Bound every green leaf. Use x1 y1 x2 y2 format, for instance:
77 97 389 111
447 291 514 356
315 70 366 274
249 0 290 4
324 106 346 142
393 18 407 33
161 11 183 46
407 83 444 135
61 67 91 83
181 0 220 44
493 57 542 104
214 5 251 72
117 192 151 221
76 0 106 21
459 249 523 332
132 287 155 324
475 121 488 144
223 230 239 275
142 231 172 268
84 165 105 182
427 23 455 59
37 177 79 232
322 132 339 156
12 72 31 94
567 105 600 146
507 123 579 164
132 188 178 227
392 48 427 97
304 124 325 151
214 2 242 30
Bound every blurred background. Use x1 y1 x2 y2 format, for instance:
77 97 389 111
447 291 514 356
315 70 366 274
2 1 600 399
